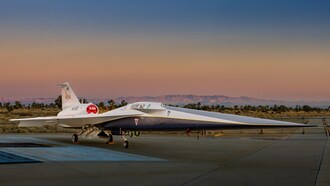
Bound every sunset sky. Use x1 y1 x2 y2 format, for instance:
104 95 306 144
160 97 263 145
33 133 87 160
0 0 330 101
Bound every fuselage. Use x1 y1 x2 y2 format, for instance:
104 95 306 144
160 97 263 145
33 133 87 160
56 102 304 131
58 103 99 116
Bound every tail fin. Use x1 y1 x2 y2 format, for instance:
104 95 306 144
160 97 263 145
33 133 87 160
59 82 80 109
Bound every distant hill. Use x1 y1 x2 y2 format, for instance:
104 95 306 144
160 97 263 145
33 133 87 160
1 95 330 108
0 97 55 104
112 95 330 108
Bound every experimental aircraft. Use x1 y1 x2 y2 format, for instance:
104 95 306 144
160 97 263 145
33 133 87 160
11 83 308 148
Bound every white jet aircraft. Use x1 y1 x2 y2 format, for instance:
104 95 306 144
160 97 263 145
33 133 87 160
11 83 308 148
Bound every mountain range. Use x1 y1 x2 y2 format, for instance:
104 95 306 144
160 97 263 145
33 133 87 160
1 95 330 108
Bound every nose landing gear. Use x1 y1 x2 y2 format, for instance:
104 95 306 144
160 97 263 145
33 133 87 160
122 131 129 148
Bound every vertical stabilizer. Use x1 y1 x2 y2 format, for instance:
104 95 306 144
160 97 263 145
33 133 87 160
59 82 80 109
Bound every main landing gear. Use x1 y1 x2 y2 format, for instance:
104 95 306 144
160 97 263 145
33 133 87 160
71 125 139 149
106 133 114 144
72 133 78 143
71 129 114 144
71 124 99 144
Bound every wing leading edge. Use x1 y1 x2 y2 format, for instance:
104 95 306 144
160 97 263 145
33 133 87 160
10 109 144 128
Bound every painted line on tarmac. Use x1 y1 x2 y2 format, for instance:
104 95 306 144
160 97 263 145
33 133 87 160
0 136 165 162
0 146 165 162
0 151 40 164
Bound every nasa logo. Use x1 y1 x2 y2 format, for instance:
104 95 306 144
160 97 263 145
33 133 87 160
86 104 98 114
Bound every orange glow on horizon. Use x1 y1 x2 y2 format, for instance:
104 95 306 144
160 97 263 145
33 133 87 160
0 32 329 101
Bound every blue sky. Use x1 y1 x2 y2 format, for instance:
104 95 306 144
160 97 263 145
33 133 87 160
1 0 329 33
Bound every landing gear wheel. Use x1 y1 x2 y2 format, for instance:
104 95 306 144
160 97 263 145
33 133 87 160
134 131 140 137
129 131 134 137
123 140 129 148
107 135 114 144
72 134 78 143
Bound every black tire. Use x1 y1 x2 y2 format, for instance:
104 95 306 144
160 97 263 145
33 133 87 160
134 131 140 137
108 135 113 143
72 134 78 143
123 140 129 148
129 131 134 137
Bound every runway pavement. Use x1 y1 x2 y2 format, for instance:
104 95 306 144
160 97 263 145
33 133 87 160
0 132 329 186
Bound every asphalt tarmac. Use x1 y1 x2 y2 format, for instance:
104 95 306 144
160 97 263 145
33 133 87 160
0 132 329 186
